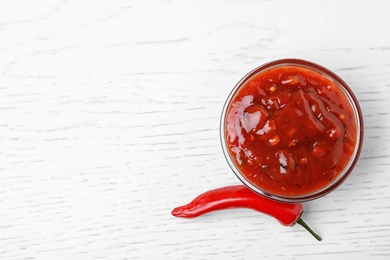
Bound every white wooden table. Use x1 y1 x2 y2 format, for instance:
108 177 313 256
1 0 390 259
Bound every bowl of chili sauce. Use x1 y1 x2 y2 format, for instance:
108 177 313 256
221 59 363 202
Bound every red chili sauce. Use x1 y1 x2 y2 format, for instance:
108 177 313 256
226 66 357 197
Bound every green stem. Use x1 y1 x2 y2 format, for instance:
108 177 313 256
296 217 322 241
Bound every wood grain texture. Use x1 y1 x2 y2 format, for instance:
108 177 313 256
1 0 390 259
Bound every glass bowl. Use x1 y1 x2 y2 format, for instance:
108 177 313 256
220 59 364 202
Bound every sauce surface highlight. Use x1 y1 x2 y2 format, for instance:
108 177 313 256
225 66 357 197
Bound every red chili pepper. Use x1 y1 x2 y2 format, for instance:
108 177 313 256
172 185 321 241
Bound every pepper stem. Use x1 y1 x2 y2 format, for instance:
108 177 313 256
296 217 322 241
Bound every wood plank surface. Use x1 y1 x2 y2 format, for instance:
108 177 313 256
1 0 390 259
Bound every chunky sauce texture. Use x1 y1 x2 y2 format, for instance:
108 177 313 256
226 66 357 196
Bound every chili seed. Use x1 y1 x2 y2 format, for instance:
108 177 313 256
299 157 308 165
269 135 280 146
288 139 298 147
